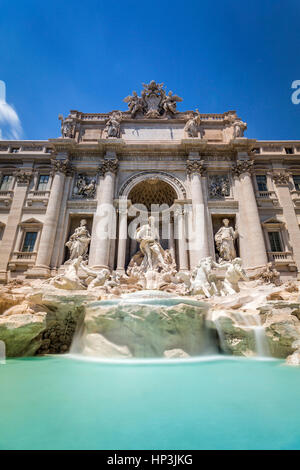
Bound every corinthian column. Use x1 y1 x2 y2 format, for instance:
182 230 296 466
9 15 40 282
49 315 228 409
174 204 189 271
234 160 267 268
30 158 72 277
116 200 128 273
89 158 118 269
186 159 209 268
273 172 300 272
0 170 32 283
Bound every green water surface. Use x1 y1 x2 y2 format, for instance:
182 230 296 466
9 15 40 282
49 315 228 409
0 356 300 450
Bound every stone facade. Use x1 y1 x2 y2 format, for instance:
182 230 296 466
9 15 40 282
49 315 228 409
0 81 300 283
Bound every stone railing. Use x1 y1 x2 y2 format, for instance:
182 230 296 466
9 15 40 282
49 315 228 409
290 190 300 206
26 190 50 207
10 251 37 263
0 190 14 197
267 251 293 263
0 190 13 207
253 144 300 155
255 191 279 207
256 191 275 198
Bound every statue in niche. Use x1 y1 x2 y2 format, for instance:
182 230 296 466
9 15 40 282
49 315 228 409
160 90 182 116
58 114 76 139
209 175 230 199
190 257 220 298
215 219 238 262
65 219 91 261
123 91 146 118
220 258 249 295
184 111 201 138
74 175 96 199
104 112 122 138
134 216 167 272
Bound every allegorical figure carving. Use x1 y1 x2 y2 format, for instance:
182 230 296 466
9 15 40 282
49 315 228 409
184 111 201 138
190 257 220 298
49 256 86 290
65 219 91 261
123 91 146 118
209 175 230 199
80 262 111 290
135 216 166 272
233 119 247 139
161 90 182 116
74 175 96 199
220 258 249 295
215 219 238 262
104 112 122 138
58 114 76 139
123 81 182 118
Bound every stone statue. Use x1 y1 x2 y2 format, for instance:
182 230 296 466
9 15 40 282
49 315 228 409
58 114 76 139
123 81 182 119
220 258 249 295
104 112 122 138
123 91 146 118
184 111 201 138
49 256 86 290
161 90 182 116
190 257 220 298
74 175 96 199
215 219 238 262
80 262 110 290
259 262 281 286
65 219 91 261
209 175 230 199
233 119 247 139
135 216 167 272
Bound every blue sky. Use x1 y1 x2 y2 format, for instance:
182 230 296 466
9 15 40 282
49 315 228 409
0 0 299 141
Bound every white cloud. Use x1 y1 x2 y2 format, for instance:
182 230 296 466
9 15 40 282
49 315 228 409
0 80 23 140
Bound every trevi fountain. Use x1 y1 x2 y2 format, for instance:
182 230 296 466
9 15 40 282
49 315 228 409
1 82 300 449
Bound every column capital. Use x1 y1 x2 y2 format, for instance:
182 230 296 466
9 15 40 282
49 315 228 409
51 158 73 176
232 160 254 177
272 172 290 186
98 158 119 177
186 159 205 176
14 169 32 185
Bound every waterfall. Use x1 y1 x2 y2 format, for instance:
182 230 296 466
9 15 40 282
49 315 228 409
236 313 270 358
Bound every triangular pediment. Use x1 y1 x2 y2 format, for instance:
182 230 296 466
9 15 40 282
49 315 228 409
20 217 43 225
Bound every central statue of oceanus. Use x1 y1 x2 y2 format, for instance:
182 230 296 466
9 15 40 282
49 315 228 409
134 216 167 272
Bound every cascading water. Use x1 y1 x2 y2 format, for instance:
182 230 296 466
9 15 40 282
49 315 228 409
210 308 270 358
70 290 219 359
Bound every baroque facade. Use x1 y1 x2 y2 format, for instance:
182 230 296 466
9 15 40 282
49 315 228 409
0 80 300 284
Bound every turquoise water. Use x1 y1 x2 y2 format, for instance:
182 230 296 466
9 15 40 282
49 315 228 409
1 355 300 450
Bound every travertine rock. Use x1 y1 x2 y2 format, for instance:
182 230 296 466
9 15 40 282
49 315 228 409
286 350 300 366
164 348 190 359
81 300 209 358
0 312 46 357
81 333 132 358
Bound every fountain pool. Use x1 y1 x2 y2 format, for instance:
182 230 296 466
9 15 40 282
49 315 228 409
1 355 300 450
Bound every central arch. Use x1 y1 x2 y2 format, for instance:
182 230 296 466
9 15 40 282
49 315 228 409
118 171 187 200
115 172 189 272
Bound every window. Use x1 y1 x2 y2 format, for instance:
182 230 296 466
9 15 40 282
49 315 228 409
37 174 49 191
268 232 282 252
293 175 300 191
22 232 37 252
285 147 294 155
256 175 268 192
0 226 4 241
0 175 13 191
